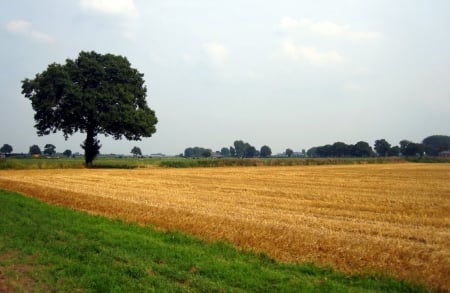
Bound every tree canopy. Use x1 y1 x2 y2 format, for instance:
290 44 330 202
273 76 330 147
260 145 272 158
22 51 157 166
0 144 13 154
422 135 450 156
374 139 391 156
308 141 374 157
131 146 142 157
63 149 72 157
285 148 293 157
184 147 212 158
400 140 425 157
43 144 56 156
29 145 41 155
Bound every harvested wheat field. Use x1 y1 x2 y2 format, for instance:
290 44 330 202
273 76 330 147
0 163 449 290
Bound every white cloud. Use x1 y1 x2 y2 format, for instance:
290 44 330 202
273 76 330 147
204 41 229 66
80 0 137 16
6 20 32 33
280 17 382 41
282 40 343 65
6 19 54 43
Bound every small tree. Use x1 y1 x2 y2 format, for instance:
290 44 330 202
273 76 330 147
0 144 13 154
44 144 56 156
131 146 142 157
260 145 272 158
285 148 293 157
63 149 72 157
29 145 41 155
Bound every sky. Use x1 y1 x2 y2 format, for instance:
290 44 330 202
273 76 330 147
1 0 450 155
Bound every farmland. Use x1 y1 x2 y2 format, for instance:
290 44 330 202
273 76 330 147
0 163 449 291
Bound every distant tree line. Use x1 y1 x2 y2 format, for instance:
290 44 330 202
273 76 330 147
2 135 449 159
183 135 450 159
0 143 73 158
184 140 273 158
308 135 450 157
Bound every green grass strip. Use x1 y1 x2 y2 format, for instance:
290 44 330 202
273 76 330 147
0 189 429 292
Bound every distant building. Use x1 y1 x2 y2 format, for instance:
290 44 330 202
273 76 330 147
438 151 450 157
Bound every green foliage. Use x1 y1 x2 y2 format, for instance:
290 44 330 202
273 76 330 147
374 139 391 156
422 135 450 156
22 51 157 166
233 140 246 158
0 157 85 169
1 156 449 170
285 148 294 157
220 147 231 157
29 144 41 155
353 141 374 157
309 141 375 158
0 190 428 292
400 140 425 157
62 149 72 157
0 143 13 154
43 144 56 156
260 145 272 158
131 146 142 157
158 157 418 168
184 147 212 158
233 140 259 158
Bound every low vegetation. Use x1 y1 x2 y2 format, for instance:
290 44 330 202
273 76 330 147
0 190 427 292
1 155 449 170
1 164 448 291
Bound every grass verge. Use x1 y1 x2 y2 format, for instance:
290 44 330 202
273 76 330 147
2 156 450 170
0 189 428 292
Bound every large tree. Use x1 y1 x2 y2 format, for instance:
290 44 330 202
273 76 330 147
22 51 157 166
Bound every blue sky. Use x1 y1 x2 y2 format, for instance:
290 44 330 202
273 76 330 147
1 0 449 155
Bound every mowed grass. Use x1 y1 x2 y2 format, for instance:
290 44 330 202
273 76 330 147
0 164 449 291
0 190 426 292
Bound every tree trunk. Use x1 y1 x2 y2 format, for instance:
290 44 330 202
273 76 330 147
82 127 100 167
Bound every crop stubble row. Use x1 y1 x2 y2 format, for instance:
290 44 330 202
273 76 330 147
0 163 449 290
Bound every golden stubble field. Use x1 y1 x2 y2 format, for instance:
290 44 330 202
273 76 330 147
0 163 449 290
